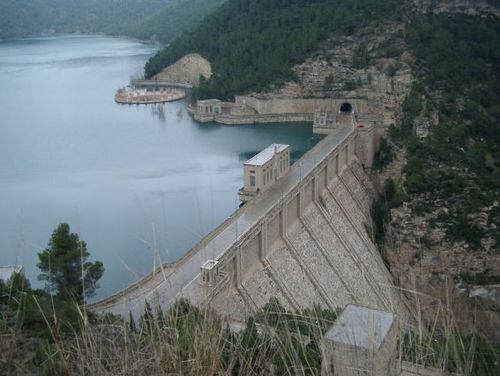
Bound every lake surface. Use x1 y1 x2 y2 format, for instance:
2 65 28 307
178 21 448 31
0 35 322 299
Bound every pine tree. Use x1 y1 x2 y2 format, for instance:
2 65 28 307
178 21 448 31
37 223 104 304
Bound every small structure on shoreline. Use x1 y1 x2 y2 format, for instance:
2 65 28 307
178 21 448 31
239 144 290 203
197 99 222 114
115 86 185 104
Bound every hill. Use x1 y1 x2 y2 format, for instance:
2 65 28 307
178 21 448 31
144 0 403 99
0 0 225 42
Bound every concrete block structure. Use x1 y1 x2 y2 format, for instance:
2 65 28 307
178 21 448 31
197 99 222 114
322 305 398 376
200 260 219 287
239 144 290 203
314 109 337 133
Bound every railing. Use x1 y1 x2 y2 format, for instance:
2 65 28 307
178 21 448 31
131 80 193 89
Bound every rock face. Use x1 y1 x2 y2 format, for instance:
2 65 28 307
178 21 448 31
413 0 500 16
384 199 500 342
154 53 212 86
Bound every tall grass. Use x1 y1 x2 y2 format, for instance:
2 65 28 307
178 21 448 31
1 272 499 375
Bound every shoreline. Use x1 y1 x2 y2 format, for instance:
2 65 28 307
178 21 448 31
0 32 164 47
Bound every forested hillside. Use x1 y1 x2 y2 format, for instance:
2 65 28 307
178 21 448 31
394 14 500 248
145 0 403 99
0 0 225 42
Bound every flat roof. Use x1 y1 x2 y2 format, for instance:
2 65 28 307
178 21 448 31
325 305 394 350
0 265 24 282
245 144 289 167
197 99 222 105
201 260 218 270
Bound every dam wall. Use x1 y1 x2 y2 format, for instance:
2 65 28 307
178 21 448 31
184 127 401 321
89 121 402 321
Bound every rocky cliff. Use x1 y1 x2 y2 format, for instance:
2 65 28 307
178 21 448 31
154 53 212 86
413 0 500 16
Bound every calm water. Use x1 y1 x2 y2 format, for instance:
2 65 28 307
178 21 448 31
0 35 322 299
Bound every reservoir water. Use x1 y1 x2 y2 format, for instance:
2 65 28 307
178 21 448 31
0 35 322 299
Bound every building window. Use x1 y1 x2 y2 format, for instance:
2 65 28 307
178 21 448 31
250 175 255 187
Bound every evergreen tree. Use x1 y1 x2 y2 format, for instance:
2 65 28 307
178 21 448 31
37 223 104 304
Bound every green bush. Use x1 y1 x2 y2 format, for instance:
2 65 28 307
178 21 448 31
385 63 397 77
372 137 394 171
352 45 370 69
371 178 403 250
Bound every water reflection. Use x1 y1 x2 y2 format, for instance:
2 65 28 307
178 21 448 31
150 103 166 121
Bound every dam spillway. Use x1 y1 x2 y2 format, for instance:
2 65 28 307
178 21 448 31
89 118 403 321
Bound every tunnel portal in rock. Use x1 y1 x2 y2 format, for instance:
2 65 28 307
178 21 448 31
340 102 353 114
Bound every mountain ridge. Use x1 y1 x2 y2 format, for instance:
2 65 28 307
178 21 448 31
0 0 225 42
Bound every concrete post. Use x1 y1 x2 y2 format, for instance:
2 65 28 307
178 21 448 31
260 225 268 261
298 187 303 218
325 159 331 185
235 247 242 288
313 176 319 202
282 203 288 237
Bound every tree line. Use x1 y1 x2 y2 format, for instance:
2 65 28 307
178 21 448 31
145 0 403 100
0 0 225 42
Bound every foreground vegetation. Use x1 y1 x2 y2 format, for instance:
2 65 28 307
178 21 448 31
3 275 499 375
1 225 498 374
0 220 498 375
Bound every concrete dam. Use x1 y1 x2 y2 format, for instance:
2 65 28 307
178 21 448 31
89 117 403 321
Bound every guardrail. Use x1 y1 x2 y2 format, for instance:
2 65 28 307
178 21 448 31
131 80 193 89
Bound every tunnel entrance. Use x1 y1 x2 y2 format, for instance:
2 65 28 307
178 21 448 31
340 103 353 114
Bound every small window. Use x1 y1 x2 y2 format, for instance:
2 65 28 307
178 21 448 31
250 170 255 173
250 175 255 187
